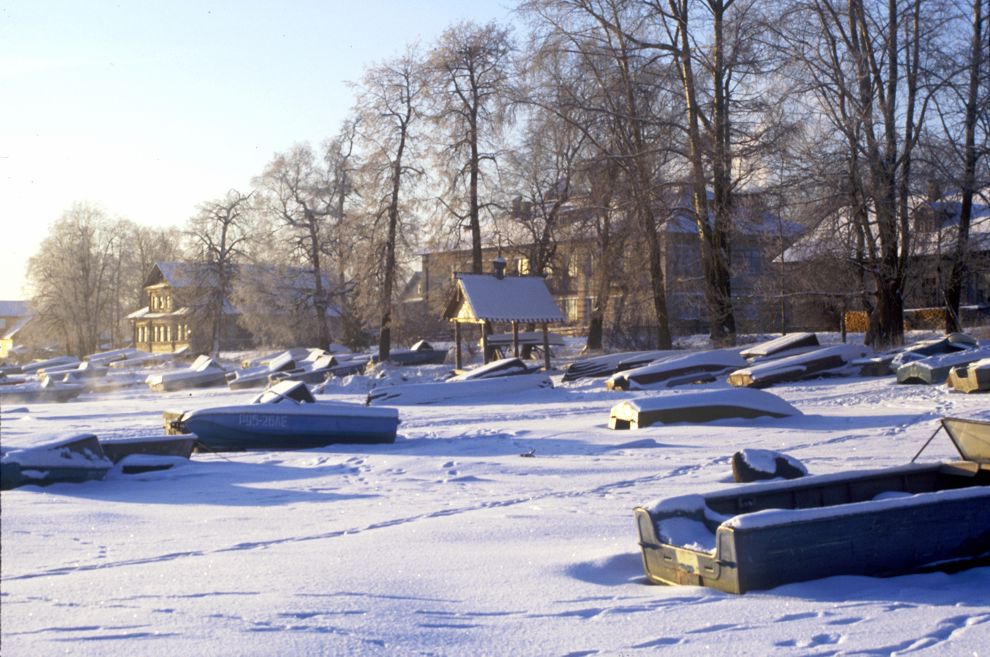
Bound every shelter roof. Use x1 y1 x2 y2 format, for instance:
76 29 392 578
445 274 564 324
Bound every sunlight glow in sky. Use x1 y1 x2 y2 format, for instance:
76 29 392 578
0 0 514 299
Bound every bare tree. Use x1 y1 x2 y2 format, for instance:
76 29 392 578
354 49 427 361
779 0 940 349
27 204 125 356
523 0 676 348
428 21 513 273
933 0 988 331
184 189 253 357
254 127 357 348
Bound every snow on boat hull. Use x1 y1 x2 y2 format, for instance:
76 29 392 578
896 348 990 385
606 349 747 391
367 373 552 406
99 435 197 463
0 381 84 403
609 388 800 429
176 404 399 450
635 461 990 594
1 434 112 490
727 344 870 388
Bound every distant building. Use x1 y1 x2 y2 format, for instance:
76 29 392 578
0 300 33 360
780 193 990 330
402 193 799 340
127 262 342 353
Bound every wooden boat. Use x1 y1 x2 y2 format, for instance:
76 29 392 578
20 355 80 374
738 332 820 361
0 378 85 403
609 388 801 429
98 435 198 463
946 358 990 393
168 380 399 450
367 372 553 406
890 332 979 370
728 344 871 388
146 355 228 392
448 357 532 381
606 349 748 391
941 416 990 450
562 350 677 382
272 352 371 384
634 419 990 593
896 347 990 385
375 340 449 366
1 434 113 490
226 348 311 389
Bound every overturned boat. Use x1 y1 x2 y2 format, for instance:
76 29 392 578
0 377 85 403
375 340 449 366
728 344 872 388
448 357 532 381
167 380 399 450
947 358 990 393
606 349 748 391
146 355 228 392
226 348 312 390
896 347 990 385
634 417 990 593
562 350 677 382
609 388 801 429
1 434 113 490
367 372 553 406
738 332 820 361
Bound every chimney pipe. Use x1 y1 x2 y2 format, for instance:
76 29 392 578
493 256 507 280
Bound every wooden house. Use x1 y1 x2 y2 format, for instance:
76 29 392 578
0 300 33 360
127 262 343 353
127 263 244 354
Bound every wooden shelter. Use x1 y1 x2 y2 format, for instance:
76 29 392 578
444 259 565 371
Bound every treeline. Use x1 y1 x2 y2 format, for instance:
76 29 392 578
27 0 989 357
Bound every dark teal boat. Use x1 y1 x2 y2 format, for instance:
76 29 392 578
1 434 113 490
169 381 400 450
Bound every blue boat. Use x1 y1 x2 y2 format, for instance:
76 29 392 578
170 381 399 450
1 434 113 490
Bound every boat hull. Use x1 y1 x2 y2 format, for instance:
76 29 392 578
1 434 112 490
636 462 990 593
99 435 198 463
180 405 399 450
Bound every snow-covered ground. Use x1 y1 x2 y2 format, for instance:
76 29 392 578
2 349 989 656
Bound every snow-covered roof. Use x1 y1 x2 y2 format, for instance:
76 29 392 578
0 300 31 318
782 196 990 263
447 274 564 324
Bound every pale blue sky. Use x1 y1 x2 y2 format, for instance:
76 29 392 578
0 0 515 299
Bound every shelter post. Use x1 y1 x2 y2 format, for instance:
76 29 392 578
542 323 550 371
512 321 520 358
454 321 462 369
481 321 490 364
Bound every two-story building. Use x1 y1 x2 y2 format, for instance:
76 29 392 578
127 262 344 353
402 193 799 341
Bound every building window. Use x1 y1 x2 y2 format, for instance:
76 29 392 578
517 258 530 275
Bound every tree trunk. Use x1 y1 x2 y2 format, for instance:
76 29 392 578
379 129 407 363
943 0 983 333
